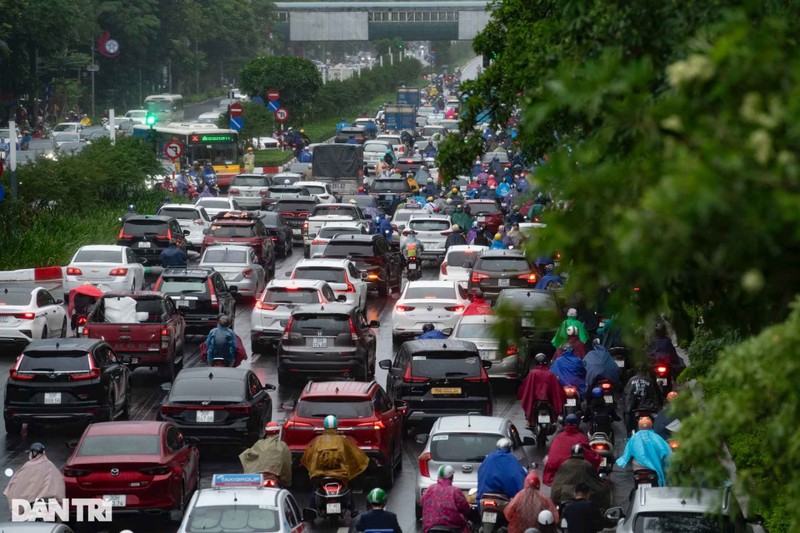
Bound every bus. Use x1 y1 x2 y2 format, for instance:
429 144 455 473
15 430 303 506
143 94 184 124
133 123 240 187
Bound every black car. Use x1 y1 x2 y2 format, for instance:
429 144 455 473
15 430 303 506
335 126 368 144
395 154 425 174
466 250 540 302
379 340 493 425
4 338 132 434
277 303 380 385
117 215 188 265
322 234 404 296
154 267 237 333
258 210 294 258
370 178 412 214
159 367 275 445
269 196 321 243
494 289 562 358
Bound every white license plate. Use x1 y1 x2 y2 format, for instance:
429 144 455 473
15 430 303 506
600 458 607 467
615 359 625 367
498 278 510 287
329 183 346 190
326 503 341 514
479 350 494 360
482 511 497 524
538 415 550 423
177 300 189 308
0 316 9 322
408 263 417 270
137 242 151 248
196 410 215 423
639 483 652 489
44 392 62 404
657 378 668 386
423 242 437 247
566 398 577 406
604 395 614 404
313 337 328 348
102 494 126 507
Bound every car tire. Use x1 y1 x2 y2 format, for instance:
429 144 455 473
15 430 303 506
159 356 177 382
415 503 422 521
5 418 21 436
379 453 395 489
60 318 67 338
41 326 48 340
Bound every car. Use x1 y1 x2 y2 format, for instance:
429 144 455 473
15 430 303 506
413 416 535 520
467 250 539 302
63 421 200 514
256 210 294 258
440 119 460 133
439 245 488 286
51 122 84 147
335 125 368 144
482 150 510 164
64 245 146 295
395 153 426 174
0 286 67 347
270 196 321 243
391 280 470 341
154 267 236 333
404 215 453 261
199 244 267 299
267 185 312 199
322 234 404 296
362 140 393 173
228 174 271 209
450 313 528 381
281 381 404 486
196 111 221 124
379 340 494 426
214 98 235 114
160 367 275 445
420 125 447 140
304 202 369 254
124 109 148 124
156 204 212 251
250 279 343 355
309 222 368 259
376 133 407 156
202 211 275 273
277 303 379 384
287 258 368 310
194 196 241 219
177 474 305 533
270 172 304 186
494 289 562 357
301 181 337 203
117 215 188 265
4 338 132 434
465 199 504 233
392 204 426 233
371 177 412 213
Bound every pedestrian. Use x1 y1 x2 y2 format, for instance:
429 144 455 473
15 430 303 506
243 146 255 173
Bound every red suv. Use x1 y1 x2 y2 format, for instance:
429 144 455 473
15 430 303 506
281 380 405 487
201 211 275 275
465 199 504 233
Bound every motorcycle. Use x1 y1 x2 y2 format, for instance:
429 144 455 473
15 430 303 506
633 468 659 489
262 472 279 488
597 379 615 407
406 255 422 281
562 385 581 420
588 432 615 477
479 493 510 533
653 362 673 399
529 400 557 448
210 356 232 367
68 284 106 334
311 477 352 524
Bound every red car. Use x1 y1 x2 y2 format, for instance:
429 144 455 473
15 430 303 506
281 380 405 487
465 199 504 233
63 421 200 514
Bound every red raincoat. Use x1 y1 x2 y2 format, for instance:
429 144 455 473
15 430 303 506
463 296 493 316
518 367 566 419
542 426 602 486
552 336 588 360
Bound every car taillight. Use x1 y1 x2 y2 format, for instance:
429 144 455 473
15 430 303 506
242 268 253 279
471 272 489 283
395 305 415 312
12 312 35 320
70 356 101 381
403 366 429 383
281 317 294 341
418 452 431 477
349 319 360 341
160 405 185 415
193 219 205 226
592 443 609 451
283 419 314 429
656 365 668 375
226 405 251 414
259 189 268 196
345 279 356 292
139 466 171 475
311 239 326 245
109 267 128 276
402 230 409 236
66 267 82 276
440 261 448 275
444 305 465 312
9 355 34 381
506 345 519 355
518 273 538 283
208 279 219 309
356 420 386 430
118 229 132 239
63 468 91 477
465 368 489 383
600 382 612 390
256 300 278 310
229 188 240 195
161 327 170 350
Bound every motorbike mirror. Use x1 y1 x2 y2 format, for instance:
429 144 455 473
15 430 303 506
160 383 172 392
302 508 318 523
605 507 625 522
415 434 429 445
360 272 369 280
264 383 276 392
4 468 12 477
66 439 79 449
170 509 184 522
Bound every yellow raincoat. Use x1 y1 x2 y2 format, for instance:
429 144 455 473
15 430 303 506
300 429 369 483
239 435 292 487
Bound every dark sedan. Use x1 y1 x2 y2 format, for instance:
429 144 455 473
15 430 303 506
258 210 294 258
466 250 539 301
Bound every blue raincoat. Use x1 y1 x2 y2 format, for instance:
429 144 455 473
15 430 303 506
476 449 526 509
535 273 563 290
550 350 587 396
496 182 511 198
616 430 672 486
583 344 621 388
417 330 447 340
489 238 507 250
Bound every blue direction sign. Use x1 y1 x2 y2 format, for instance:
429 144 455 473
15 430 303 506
229 117 244 131
251 96 265 105
267 100 281 112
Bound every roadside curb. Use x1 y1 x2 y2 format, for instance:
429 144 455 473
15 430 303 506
0 266 63 282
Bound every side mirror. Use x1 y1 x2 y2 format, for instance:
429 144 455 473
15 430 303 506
394 399 408 412
336 295 347 303
229 286 239 293
66 439 79 450
482 360 493 369
302 508 318 523
264 383 276 391
369 320 381 328
415 433 429 445
605 507 625 522
55 298 64 305
169 509 184 522
441 327 453 336
160 383 172 392
280 400 296 411
183 229 191 236
378 359 392 370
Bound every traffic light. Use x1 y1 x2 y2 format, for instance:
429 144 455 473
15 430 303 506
145 113 157 127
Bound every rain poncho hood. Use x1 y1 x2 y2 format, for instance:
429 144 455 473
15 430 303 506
489 237 507 250
239 435 292 486
503 471 559 533
497 181 511 198
552 317 590 347
452 210 474 230
550 350 587 395
550 458 612 510
584 344 621 388
616 429 672 486
301 429 369 483
518 367 566 418
4 454 65 506
477 449 527 505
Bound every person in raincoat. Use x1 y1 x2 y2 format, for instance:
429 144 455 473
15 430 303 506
451 205 473 231
616 417 672 487
471 158 484 177
542 416 602 486
476 438 527 510
371 214 393 243
406 172 420 194
423 177 438 197
506 205 525 226
552 308 590 348
552 326 588 360
421 465 471 533
239 422 292 486
444 225 467 250
551 445 612 510
504 471 559 533
490 233 507 250
464 289 492 316
535 264 563 290
519 353 566 423
415 164 432 185
550 345 587 396
466 221 481 244
496 178 511 198
4 443 65 511
583 339 621 389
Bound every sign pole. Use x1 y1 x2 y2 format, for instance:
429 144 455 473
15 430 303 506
280 123 284 152
91 40 96 120
109 109 115 145
9 120 17 200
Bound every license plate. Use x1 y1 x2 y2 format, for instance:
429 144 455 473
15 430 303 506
102 495 126 507
326 503 341 514
639 483 652 489
312 337 328 348
498 278 510 287
0 316 9 322
482 511 497 524
408 263 417 270
423 241 437 247
566 398 576 406
130 357 139 364
329 182 346 190
604 395 614 404
196 410 215 423
657 378 668 386
615 359 625 367
521 317 534 328
538 415 550 423
137 242 151 248
177 300 189 308
432 387 462 395
479 350 495 360
44 392 61 404
600 458 607 467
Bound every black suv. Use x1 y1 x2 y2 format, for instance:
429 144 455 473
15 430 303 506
117 215 188 265
322 234 403 296
494 289 563 358
379 340 493 426
4 338 132 434
257 211 294 258
154 267 237 333
277 303 380 385
270 196 321 243
466 249 540 302
371 178 412 214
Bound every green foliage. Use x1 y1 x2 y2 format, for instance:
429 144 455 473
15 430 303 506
239 56 323 120
680 326 742 383
217 102 275 149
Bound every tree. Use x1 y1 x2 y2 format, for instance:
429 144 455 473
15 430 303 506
216 101 274 149
239 55 322 120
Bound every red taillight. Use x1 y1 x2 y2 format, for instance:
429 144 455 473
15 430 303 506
464 368 489 383
77 317 87 326
445 305 465 312
345 278 356 292
395 305 415 312
418 452 431 477
70 356 101 381
161 405 185 415
193 219 205 226
592 443 609 451
656 365 668 375
283 419 314 429
118 229 132 239
9 355 34 381
506 345 518 355
259 190 268 196
82 326 90 337
483 499 498 507
349 319 360 341
139 466 171 475
471 272 489 283
518 273 538 283
109 267 128 276
242 268 253 279
311 239 326 245
63 468 91 478
264 478 277 487
403 366 428 383
281 317 294 341
356 420 386 430
208 279 219 309
271 237 279 242
440 261 448 275
229 188 240 195
564 386 578 397
66 267 82 276
256 300 277 310
12 312 36 320
402 230 409 236
600 382 612 390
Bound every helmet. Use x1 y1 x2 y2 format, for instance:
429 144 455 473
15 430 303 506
366 488 387 506
438 464 455 479
427 196 434 202
324 415 338 429
570 444 584 457
567 308 578 318
29 442 45 459
666 391 678 402
446 198 452 204
300 129 305 134
358 186 365 192
422 323 435 333
452 187 458 194
494 233 502 240
534 353 548 366
127 204 136 212
264 422 280 435
566 325 577 336
496 438 512 451
193 160 199 166
564 414 579 426
590 387 603 399
349 198 357 205
489 174 495 179
284 179 291 185
218 315 231 327
538 510 555 526
513 205 520 211
452 225 460 232
638 417 653 430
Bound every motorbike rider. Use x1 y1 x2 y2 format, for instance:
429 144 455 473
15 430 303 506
490 232 508 250
3 443 65 511
648 322 686 378
477 438 527 510
120 204 137 224
550 346 588 397
371 213 393 244
553 326 588 360
204 315 237 367
421 465 471 533
418 323 448 340
560 482 605 533
535 263 563 290
582 387 621 436
352 488 402 533
159 239 188 268
584 339 621 390
239 422 292 487
473 227 491 246
464 289 492 316
551 445 612 511
451 204 473 230
444 225 467 250
623 363 663 436
519 353 566 426
506 205 525 226
301 415 369 516
543 415 602 486
616 417 673 487
406 172 420 194
423 177 438 197
654 391 680 439
402 230 424 258
552 308 590 348
504 471 558 533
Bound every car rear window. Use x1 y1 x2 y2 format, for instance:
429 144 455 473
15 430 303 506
456 322 495 339
170 377 245 403
445 250 483 268
197 199 231 209
273 175 301 184
294 268 345 284
497 291 559 311
393 209 422 223
319 227 361 238
259 212 283 226
73 249 123 263
78 435 160 456
304 185 326 195
364 144 387 153
430 433 501 463
373 180 407 192
234 176 269 187
209 225 255 238
123 220 168 236
0 292 31 306
297 399 372 419
323 242 375 257
476 257 532 272
633 513 733 533
468 203 500 215
159 278 208 294
313 206 357 217
187 506 279 533
290 314 350 335
275 201 315 212
264 288 320 304
18 352 90 372
423 126 444 137
405 286 457 300
203 249 247 263
158 208 198 220
409 219 450 232
410 352 481 378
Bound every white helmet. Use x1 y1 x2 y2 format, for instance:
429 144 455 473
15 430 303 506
438 464 455 479
538 510 555 525
567 308 578 318
496 438 512 451
566 325 577 336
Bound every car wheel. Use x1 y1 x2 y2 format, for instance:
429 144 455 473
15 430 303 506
159 356 177 382
5 418 21 436
379 451 395 488
287 241 293 255
60 318 67 338
415 503 422 521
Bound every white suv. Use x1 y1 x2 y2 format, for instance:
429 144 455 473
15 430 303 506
440 245 488 287
404 215 453 261
157 204 212 250
286 258 368 310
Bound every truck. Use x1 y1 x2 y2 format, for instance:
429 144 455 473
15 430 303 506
82 292 186 381
303 203 371 257
397 87 421 108
383 104 417 132
311 144 363 196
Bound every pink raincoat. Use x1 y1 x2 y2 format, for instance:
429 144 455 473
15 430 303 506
421 476 471 533
504 471 559 533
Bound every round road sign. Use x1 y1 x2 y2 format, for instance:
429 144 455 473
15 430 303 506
275 108 289 123
229 103 243 118
164 141 184 160
267 89 280 101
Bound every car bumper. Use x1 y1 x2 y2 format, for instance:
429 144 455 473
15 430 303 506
0 329 34 344
65 477 179 511
251 328 283 347
64 278 129 294
418 248 446 259
232 197 263 209
392 317 459 337
404 403 492 421
115 352 170 367
277 351 367 378
182 315 220 332
5 404 104 424
161 418 254 444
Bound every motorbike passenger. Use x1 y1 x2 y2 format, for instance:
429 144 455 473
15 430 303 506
176 170 190 196
418 323 448 340
654 391 680 439
519 353 566 425
239 422 292 487
584 339 621 390
402 230 424 258
623 364 663 436
543 416 602 486
451 205 473 231
444 225 467 250
559 482 605 533
553 326 588 360
477 438 527 509
160 239 188 268
550 346 587 397
551 445 612 511
298 146 312 162
616 417 672 487
406 172 420 194
3 443 65 511
421 465 471 533
204 315 237 367
120 204 137 224
582 387 621 436
352 488 402 533
552 308 590 348
490 233 507 250
504 471 558 533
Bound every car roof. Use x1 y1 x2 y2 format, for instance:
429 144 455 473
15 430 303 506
433 416 508 434
631 487 730 514
466 199 497 204
176 367 248 380
160 203 201 211
272 172 303 178
316 203 358 208
318 222 363 229
194 486 283 508
267 279 329 290
301 380 376 398
291 303 358 315
162 266 215 278
446 245 487 253
297 258 351 268
409 214 450 221
24 338 103 352
85 421 166 436
301 181 330 187
103 291 164 299
329 234 377 243
457 314 498 324
124 215 173 222
76 244 126 251
211 217 257 226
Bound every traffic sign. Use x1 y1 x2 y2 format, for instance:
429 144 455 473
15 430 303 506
251 96 265 105
229 117 244 131
164 141 184 160
274 108 289 123
267 100 280 112
267 89 280 101
229 103 243 118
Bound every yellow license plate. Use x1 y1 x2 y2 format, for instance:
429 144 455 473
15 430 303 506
432 387 462 395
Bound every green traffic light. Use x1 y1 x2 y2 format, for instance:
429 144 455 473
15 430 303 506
145 114 157 126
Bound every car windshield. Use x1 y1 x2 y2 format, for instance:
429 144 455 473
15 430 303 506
123 220 168 236
198 199 231 209
158 208 198 221
410 352 481 378
313 206 356 217
341 196 375 208
186 506 280 533
409 219 450 232
319 227 361 239
633 512 734 533
18 352 89 373
294 268 345 283
297 399 372 419
234 176 269 187
468 203 501 215
445 250 483 267
477 257 532 272
456 322 496 339
264 288 320 304
405 286 457 300
304 185 326 195
202 249 247 263
73 249 122 263
290 314 350 335
275 201 315 212
170 377 244 403
78 435 160 456
0 292 31 306
209 225 255 238
377 136 400 146
373 180 407 192
364 144 388 153
159 279 208 294
53 124 75 132
497 291 559 311
323 243 374 257
126 111 146 118
431 433 502 463
394 210 421 223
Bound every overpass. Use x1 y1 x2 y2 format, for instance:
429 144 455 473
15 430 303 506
273 1 493 42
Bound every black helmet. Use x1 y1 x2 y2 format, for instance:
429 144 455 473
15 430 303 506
30 442 45 458
534 353 548 366
570 444 583 458
422 323 435 333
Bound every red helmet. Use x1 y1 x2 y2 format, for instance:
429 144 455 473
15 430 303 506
265 422 281 435
358 186 365 192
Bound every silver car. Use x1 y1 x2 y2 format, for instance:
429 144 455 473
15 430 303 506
229 174 271 209
157 204 212 250
414 416 535 521
450 314 528 381
309 223 368 258
199 244 266 298
363 140 393 174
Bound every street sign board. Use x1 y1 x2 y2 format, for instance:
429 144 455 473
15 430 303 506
274 108 289 123
164 141 184 160
267 90 280 101
229 117 244 131
229 103 243 118
267 100 280 112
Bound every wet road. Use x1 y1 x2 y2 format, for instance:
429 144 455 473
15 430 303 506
0 251 632 532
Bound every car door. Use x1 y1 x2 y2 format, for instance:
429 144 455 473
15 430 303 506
94 345 123 410
37 289 60 335
347 262 367 307
213 273 235 318
247 372 268 429
249 249 266 292
374 387 401 445
126 247 144 288
165 425 195 487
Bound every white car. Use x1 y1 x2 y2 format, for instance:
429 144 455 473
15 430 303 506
287 258 367 310
199 245 266 299
450 313 527 380
195 196 241 219
392 280 469 341
363 140 393 173
0 286 68 346
52 122 84 147
196 111 221 124
392 205 426 233
376 134 407 156
309 222 368 258
301 181 337 203
440 245 488 286
404 215 453 261
64 245 146 295
157 204 212 250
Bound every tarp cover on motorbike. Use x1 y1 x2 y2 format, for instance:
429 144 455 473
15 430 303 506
3 455 65 505
615 430 672 487
550 457 612 510
518 367 566 418
583 344 621 388
239 436 292 486
67 283 105 317
301 429 369 483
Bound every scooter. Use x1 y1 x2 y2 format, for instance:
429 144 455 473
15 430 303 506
478 493 510 533
653 362 673 399
406 255 422 281
633 468 659 489
529 400 557 448
562 385 581 419
311 477 352 524
210 356 232 367
588 432 615 477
